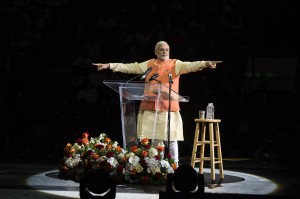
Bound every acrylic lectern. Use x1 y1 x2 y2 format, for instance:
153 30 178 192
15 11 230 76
103 80 189 148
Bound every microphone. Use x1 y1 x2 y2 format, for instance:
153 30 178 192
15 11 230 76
147 73 159 83
140 67 153 80
168 73 173 84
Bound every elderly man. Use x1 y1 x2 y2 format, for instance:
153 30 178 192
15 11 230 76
93 41 221 164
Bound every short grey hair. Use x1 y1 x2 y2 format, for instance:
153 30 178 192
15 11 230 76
155 41 169 51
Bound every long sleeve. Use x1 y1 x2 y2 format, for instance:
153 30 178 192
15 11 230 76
175 60 208 75
109 61 149 74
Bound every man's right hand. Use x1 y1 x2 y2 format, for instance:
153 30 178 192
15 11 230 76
92 63 110 71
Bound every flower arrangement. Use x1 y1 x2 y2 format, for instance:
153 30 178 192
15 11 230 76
58 132 177 184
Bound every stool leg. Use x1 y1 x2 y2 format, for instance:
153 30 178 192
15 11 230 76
199 123 206 174
209 122 216 184
191 122 200 168
215 123 224 181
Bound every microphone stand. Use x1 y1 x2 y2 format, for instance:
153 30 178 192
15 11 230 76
121 68 152 90
125 73 144 83
125 67 153 83
165 75 173 158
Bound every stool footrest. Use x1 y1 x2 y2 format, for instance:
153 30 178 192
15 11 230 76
196 141 211 144
195 143 219 147
193 158 222 163
192 157 212 162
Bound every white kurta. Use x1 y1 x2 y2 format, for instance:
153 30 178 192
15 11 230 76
137 110 183 141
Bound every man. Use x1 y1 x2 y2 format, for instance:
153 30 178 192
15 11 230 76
93 41 221 164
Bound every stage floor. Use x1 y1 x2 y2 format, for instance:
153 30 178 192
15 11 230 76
0 158 299 199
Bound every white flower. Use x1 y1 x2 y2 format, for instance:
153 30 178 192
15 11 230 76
112 141 118 148
129 156 140 166
90 137 97 145
73 143 80 150
148 148 158 158
127 162 143 173
167 166 174 173
99 156 107 162
160 159 174 173
135 164 144 173
117 153 125 160
126 152 135 159
107 157 118 167
65 155 81 168
144 157 159 167
65 158 74 168
159 151 164 157
160 160 170 168
147 165 161 175
99 133 107 141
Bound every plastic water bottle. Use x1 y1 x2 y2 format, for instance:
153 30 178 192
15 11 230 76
206 103 214 119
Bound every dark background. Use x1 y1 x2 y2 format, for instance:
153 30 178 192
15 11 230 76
0 0 298 162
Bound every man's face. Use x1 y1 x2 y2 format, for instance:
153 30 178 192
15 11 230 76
155 43 170 61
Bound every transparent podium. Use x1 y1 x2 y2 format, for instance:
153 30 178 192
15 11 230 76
103 80 189 148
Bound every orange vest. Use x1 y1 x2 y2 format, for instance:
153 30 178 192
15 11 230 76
139 59 180 112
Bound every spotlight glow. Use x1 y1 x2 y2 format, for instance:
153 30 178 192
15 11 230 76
25 168 278 199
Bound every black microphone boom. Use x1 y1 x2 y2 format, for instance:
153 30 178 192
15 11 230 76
147 73 159 83
140 67 153 80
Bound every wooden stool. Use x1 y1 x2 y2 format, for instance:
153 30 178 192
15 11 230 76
191 118 224 188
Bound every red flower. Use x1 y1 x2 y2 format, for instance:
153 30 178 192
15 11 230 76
130 145 138 153
141 175 150 183
98 161 113 170
64 152 71 158
167 153 172 159
82 138 89 145
141 138 149 145
99 161 108 167
95 144 104 150
92 153 99 159
155 172 162 179
75 138 82 145
141 150 148 157
106 151 114 158
86 150 93 156
82 132 89 139
155 155 161 160
81 150 93 159
104 137 111 143
157 145 164 152
140 159 147 167
117 165 124 174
